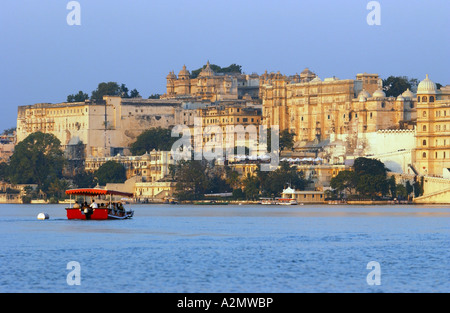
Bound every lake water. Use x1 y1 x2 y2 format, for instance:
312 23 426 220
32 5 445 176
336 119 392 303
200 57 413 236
0 203 448 293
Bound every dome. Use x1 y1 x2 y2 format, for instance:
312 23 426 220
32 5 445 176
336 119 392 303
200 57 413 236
311 76 322 83
301 68 314 75
417 74 437 95
178 65 190 77
397 95 405 101
372 89 386 98
198 61 215 77
358 89 371 98
166 71 176 80
402 88 415 99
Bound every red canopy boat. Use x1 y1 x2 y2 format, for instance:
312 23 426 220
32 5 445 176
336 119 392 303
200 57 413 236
65 188 134 220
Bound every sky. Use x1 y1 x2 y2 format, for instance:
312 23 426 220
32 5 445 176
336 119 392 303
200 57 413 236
0 0 449 129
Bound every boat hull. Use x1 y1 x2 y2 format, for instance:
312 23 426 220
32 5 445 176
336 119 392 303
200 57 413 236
66 208 109 220
66 208 134 220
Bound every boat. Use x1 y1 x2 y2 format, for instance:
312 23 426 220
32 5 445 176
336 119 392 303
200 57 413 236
193 200 229 205
276 198 298 205
260 198 276 205
65 188 134 220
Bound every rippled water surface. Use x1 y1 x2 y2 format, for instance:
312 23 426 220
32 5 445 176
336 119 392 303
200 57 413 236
0 203 449 293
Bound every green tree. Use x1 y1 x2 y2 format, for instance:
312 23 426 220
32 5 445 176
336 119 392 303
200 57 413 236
395 184 408 200
279 129 295 151
330 170 357 195
95 161 127 186
67 91 89 102
8 132 65 188
382 76 427 97
331 157 390 199
170 160 209 200
406 181 414 197
148 94 161 99
130 89 140 98
388 176 397 198
258 161 307 197
120 84 129 98
0 162 9 182
242 173 260 200
2 127 16 135
413 177 424 198
354 157 389 199
91 82 121 101
356 174 389 199
190 63 242 79
130 127 178 155
73 171 96 188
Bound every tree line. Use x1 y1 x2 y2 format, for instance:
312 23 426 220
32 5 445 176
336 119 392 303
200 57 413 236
0 132 127 203
330 157 423 200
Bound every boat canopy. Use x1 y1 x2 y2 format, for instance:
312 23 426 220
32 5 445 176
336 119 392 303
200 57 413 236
65 188 133 198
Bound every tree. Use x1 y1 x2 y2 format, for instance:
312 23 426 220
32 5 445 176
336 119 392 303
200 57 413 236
148 94 161 99
395 184 408 200
73 171 96 188
8 132 65 188
330 157 390 200
120 84 129 98
130 127 178 155
353 157 387 177
130 89 140 98
170 160 209 200
95 161 126 186
67 91 89 102
258 161 307 197
406 181 414 198
382 76 424 97
388 176 397 198
2 127 16 135
330 170 357 195
91 82 121 101
190 63 242 79
242 173 260 200
279 129 295 151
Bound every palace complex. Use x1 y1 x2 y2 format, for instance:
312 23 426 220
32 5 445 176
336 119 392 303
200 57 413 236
10 63 450 203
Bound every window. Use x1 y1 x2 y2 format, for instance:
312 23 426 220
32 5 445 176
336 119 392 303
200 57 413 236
423 125 427 131
423 111 427 117
418 96 421 102
423 140 427 146
430 96 435 102
422 96 428 102
422 152 427 158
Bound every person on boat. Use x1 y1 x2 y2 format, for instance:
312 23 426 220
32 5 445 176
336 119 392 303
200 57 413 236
73 201 80 209
90 199 98 209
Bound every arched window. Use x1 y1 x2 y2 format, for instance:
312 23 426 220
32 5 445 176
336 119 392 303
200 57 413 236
423 111 427 117
417 96 421 102
423 125 427 131
423 140 427 146
422 96 428 102
430 96 435 102
422 152 427 158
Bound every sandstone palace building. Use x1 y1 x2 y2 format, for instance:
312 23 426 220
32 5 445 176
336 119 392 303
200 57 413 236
260 69 416 144
15 62 450 185
163 61 260 101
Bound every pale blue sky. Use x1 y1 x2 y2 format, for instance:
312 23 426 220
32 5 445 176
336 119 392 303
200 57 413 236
0 0 449 129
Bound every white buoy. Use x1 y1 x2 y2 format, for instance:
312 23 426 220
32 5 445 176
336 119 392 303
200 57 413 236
37 213 49 220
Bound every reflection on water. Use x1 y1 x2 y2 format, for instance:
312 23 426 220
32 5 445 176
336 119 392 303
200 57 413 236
0 204 449 293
